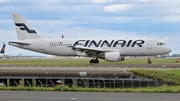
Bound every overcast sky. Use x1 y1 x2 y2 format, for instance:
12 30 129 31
0 0 180 56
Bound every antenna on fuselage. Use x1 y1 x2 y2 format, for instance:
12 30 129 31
62 34 64 39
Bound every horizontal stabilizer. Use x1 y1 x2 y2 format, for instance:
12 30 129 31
9 41 30 45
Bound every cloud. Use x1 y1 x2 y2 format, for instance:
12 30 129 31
92 0 108 4
0 0 6 2
104 4 133 12
160 16 180 23
138 0 148 3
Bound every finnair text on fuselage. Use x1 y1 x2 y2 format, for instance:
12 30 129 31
73 40 145 47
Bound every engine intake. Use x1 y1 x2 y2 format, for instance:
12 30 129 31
105 52 123 62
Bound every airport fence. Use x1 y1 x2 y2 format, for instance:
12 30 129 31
0 76 173 88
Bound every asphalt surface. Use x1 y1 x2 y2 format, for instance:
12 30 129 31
0 91 179 101
0 65 180 71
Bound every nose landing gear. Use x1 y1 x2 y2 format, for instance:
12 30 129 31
147 56 152 64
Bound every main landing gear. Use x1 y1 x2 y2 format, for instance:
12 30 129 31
147 56 152 64
90 58 99 64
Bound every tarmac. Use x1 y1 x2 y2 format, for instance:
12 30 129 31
0 64 180 71
0 91 180 101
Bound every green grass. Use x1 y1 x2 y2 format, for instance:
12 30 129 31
1 85 180 93
0 58 179 67
129 69 180 85
0 58 90 67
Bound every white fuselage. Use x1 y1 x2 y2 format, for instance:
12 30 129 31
9 38 171 57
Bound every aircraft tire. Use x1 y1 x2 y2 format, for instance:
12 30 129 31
95 58 99 64
90 60 93 64
148 60 152 64
90 59 99 64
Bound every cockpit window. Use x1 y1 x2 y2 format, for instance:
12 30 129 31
157 42 166 46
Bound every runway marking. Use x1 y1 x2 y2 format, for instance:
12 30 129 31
71 98 77 100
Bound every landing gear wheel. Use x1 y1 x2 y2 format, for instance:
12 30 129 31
90 60 93 64
95 58 99 64
148 60 152 64
89 58 99 64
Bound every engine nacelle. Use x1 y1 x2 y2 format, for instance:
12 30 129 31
105 52 123 62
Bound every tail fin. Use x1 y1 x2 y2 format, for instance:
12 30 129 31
0 44 5 54
12 14 41 40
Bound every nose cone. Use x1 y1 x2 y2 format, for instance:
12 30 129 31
166 46 172 53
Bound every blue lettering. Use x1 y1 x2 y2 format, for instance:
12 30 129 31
74 39 145 47
84 40 90 47
131 40 145 47
101 40 114 47
126 40 132 47
113 40 126 47
74 40 86 46
88 40 102 47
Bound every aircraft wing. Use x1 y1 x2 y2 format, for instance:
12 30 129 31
71 46 104 52
70 46 110 56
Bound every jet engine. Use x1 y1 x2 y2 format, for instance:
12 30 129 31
105 52 124 62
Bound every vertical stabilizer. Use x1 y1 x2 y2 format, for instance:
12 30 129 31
12 14 41 40
0 44 5 54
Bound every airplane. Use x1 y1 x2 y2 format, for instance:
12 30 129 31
9 14 172 64
0 43 6 58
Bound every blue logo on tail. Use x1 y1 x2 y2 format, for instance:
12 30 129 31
15 23 36 33
0 44 5 54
